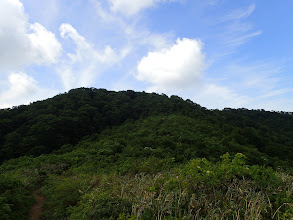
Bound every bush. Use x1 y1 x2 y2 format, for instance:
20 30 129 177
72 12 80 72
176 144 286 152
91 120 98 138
0 174 33 220
68 192 132 220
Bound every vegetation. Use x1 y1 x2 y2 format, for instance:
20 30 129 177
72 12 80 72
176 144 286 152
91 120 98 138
0 88 292 219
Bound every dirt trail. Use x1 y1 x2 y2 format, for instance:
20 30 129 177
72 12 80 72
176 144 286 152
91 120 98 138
29 189 45 220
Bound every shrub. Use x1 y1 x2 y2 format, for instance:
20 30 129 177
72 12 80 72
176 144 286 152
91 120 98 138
0 174 33 220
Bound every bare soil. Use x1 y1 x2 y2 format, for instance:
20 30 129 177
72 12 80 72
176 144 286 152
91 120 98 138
29 189 45 220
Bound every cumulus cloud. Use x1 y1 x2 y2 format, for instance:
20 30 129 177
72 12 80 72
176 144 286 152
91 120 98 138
28 23 62 64
135 38 205 92
108 0 180 16
0 72 57 108
57 23 129 90
0 0 62 70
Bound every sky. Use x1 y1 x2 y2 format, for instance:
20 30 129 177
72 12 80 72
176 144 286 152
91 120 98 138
0 0 293 111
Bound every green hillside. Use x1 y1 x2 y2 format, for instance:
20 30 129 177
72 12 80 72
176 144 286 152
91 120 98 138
0 88 203 162
0 88 292 219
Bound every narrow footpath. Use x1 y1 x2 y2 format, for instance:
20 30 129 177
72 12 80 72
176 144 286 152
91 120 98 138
29 189 45 220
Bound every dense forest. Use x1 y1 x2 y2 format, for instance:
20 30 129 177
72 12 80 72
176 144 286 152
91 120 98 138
0 88 292 219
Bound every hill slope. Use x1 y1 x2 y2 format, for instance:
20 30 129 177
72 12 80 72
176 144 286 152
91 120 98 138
0 88 204 162
0 88 292 167
1 114 293 219
0 88 293 219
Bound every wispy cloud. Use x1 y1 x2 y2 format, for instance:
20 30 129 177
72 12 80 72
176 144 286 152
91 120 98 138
92 0 174 50
107 0 182 16
210 4 261 55
221 28 262 52
191 83 251 109
218 4 256 23
259 89 292 99
57 23 129 90
207 0 221 6
226 62 283 91
211 61 293 110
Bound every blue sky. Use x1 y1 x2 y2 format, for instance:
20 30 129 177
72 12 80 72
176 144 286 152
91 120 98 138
0 0 292 111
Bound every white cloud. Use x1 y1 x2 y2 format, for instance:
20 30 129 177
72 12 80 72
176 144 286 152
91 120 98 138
0 0 62 70
93 0 173 50
258 89 290 99
208 0 221 6
19 0 60 28
251 98 293 112
126 27 173 51
28 23 62 64
222 24 262 50
219 4 256 23
192 61 293 111
210 4 261 56
192 84 251 109
226 62 283 92
57 23 128 90
135 38 205 92
109 0 156 16
0 72 57 108
108 0 180 16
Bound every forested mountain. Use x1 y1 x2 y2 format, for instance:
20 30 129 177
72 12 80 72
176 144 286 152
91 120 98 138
0 88 292 219
0 88 203 162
